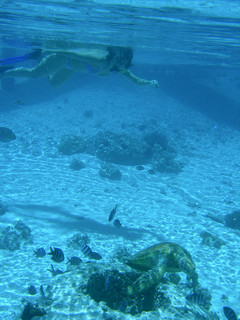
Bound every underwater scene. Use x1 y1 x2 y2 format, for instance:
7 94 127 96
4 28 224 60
0 0 240 319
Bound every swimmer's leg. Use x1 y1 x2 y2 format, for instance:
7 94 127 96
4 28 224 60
2 53 68 78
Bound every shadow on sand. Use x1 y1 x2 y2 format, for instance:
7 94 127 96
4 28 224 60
13 203 164 242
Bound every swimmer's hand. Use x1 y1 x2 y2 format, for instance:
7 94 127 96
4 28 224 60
150 79 159 88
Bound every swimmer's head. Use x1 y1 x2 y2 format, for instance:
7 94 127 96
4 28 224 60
106 46 133 72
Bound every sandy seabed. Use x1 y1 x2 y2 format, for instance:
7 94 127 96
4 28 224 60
0 73 239 320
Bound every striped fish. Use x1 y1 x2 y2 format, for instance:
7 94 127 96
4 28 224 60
223 307 237 320
81 244 92 257
81 245 102 260
34 248 46 258
67 256 82 265
90 251 102 260
48 264 64 276
186 293 208 307
40 285 45 297
48 247 64 263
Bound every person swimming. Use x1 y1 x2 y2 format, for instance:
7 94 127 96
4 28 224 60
0 45 159 87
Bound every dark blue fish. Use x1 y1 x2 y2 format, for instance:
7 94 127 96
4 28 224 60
28 285 37 295
105 276 111 291
81 244 102 260
109 204 118 222
186 293 208 307
48 247 64 263
119 299 127 313
14 100 25 107
34 248 46 258
81 244 92 257
90 251 102 260
39 285 45 297
67 256 82 265
113 219 122 228
48 264 64 276
223 307 237 320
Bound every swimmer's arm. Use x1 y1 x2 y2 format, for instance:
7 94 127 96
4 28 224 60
119 69 159 87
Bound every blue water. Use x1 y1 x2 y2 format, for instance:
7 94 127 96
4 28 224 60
1 0 240 127
0 1 240 319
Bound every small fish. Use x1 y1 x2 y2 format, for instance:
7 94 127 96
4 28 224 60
28 285 37 295
119 299 127 313
81 244 92 257
34 248 46 258
113 219 122 228
39 285 45 297
67 256 82 265
223 306 237 320
108 204 118 222
14 100 25 107
105 276 111 291
48 247 64 263
136 165 145 171
90 251 102 260
186 293 208 307
47 264 64 276
81 244 102 260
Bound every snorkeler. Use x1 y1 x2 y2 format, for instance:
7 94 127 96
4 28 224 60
0 45 159 87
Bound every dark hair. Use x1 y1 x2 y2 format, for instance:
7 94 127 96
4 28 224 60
106 46 133 72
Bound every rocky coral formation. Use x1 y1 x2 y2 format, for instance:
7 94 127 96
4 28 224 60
205 209 240 231
59 135 86 155
69 158 85 170
59 130 183 174
0 126 16 142
67 233 90 250
0 200 8 216
200 231 226 249
99 162 122 180
224 209 240 230
86 269 219 319
89 131 152 165
0 220 32 251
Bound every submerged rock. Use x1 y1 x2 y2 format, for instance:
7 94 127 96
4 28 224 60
59 130 184 173
0 220 32 251
21 302 46 320
224 210 240 230
0 127 16 142
0 200 8 216
0 227 20 251
70 158 85 170
89 131 152 166
59 135 86 155
99 162 122 180
85 269 219 319
205 209 240 231
200 231 226 249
